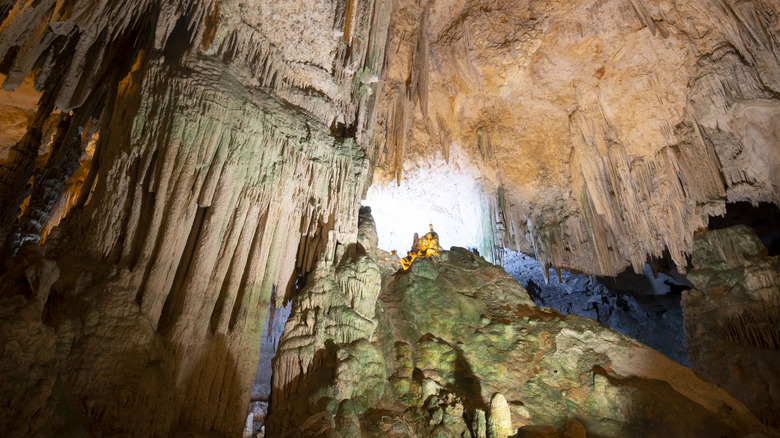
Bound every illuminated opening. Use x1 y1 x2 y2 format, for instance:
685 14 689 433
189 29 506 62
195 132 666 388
363 153 499 263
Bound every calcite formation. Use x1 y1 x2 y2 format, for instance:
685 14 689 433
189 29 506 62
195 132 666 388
683 225 780 428
504 250 692 366
486 393 512 438
0 0 392 436
0 0 778 436
269 213 771 437
400 224 443 270
0 72 39 153
268 206 384 436
372 0 780 278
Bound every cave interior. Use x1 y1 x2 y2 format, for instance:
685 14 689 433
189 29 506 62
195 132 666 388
0 0 779 437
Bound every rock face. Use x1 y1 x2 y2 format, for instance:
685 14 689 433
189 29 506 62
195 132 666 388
370 248 767 437
269 211 770 438
683 225 780 428
372 0 780 278
0 0 392 436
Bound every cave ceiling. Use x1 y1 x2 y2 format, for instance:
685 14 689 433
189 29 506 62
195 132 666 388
1 0 778 279
372 0 780 277
0 0 779 436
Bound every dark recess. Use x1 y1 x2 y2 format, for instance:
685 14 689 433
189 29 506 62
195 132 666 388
709 202 780 255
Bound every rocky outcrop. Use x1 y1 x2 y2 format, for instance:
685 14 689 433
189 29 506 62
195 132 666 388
372 0 780 278
368 248 769 437
0 0 393 436
1 0 778 436
683 225 780 428
269 216 771 437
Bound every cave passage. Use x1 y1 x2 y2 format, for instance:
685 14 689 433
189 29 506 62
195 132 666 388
503 249 692 366
709 202 780 255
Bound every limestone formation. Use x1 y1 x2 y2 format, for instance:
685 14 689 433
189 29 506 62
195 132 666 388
0 0 778 436
372 0 780 278
504 249 691 366
683 225 780 428
0 0 392 436
267 206 384 437
486 393 512 438
368 248 770 436
268 233 771 437
400 224 443 270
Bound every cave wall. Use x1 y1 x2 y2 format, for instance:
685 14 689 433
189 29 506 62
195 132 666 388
0 0 779 436
0 0 392 436
683 225 780 428
372 0 780 278
503 250 692 367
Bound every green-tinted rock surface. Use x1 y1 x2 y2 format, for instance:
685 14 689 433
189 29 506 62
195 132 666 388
683 225 780 428
270 214 772 437
369 247 770 437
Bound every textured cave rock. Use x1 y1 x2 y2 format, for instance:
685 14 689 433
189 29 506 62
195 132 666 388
372 0 780 278
683 225 780 428
709 202 780 255
267 206 384 437
0 72 40 153
503 250 691 366
0 0 392 436
0 0 778 436
269 220 771 437
244 299 291 437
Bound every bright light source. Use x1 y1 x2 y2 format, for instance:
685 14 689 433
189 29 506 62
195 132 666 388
363 156 494 259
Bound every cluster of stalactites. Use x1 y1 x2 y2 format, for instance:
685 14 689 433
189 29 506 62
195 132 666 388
400 224 442 270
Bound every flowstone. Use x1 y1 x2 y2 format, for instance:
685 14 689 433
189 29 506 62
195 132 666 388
268 207 385 437
0 0 393 435
367 248 770 436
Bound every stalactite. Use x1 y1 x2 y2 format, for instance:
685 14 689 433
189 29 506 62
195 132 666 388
0 0 393 436
371 0 780 277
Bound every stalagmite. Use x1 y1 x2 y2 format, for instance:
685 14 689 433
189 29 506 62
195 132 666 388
487 393 513 438
266 242 772 437
267 207 384 437
0 0 392 436
0 0 777 436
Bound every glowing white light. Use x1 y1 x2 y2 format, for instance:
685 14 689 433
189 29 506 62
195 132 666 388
363 158 492 256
